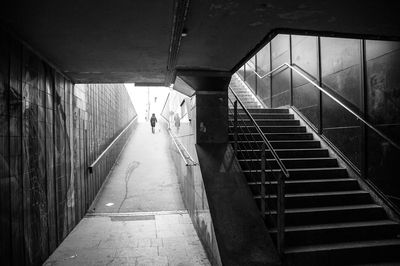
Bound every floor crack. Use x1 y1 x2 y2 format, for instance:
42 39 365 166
117 161 140 212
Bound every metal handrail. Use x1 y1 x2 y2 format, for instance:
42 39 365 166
179 139 197 165
166 126 197 166
88 115 137 173
247 62 400 151
229 87 290 178
161 113 171 129
160 92 170 121
161 101 197 166
168 127 191 166
228 91 286 255
246 62 288 80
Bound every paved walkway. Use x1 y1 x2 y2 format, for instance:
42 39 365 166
44 123 210 266
93 122 185 213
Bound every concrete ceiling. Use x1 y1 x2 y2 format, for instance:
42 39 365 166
1 0 400 85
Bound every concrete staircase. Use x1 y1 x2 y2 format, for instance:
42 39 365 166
229 74 263 109
228 83 400 265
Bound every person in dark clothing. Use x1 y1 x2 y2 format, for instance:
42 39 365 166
174 113 180 133
150 113 157 134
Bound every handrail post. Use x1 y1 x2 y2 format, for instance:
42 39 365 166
260 142 266 219
234 100 238 156
277 171 285 256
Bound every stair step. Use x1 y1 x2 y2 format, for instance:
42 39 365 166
237 148 330 159
236 108 289 114
286 238 400 253
253 190 371 208
229 112 294 119
234 105 262 109
242 113 295 120
269 220 400 247
232 95 256 99
266 204 388 227
229 132 313 141
239 157 338 169
248 178 360 193
285 239 400 266
230 125 307 133
236 140 321 149
228 119 300 126
243 167 348 180
231 90 253 93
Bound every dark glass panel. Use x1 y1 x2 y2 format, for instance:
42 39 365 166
245 56 257 93
365 40 400 211
321 37 361 76
320 37 362 169
366 40 400 61
237 66 245 80
293 81 320 128
291 35 320 128
323 65 362 110
292 35 318 87
322 95 361 168
256 43 271 107
367 128 400 210
271 34 290 68
271 34 290 107
271 70 290 108
366 46 400 142
321 37 362 109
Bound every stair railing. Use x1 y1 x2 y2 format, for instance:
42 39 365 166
161 93 197 166
241 61 400 214
246 62 400 151
229 87 289 256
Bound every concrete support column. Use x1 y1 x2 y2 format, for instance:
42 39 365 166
195 91 228 144
176 70 231 144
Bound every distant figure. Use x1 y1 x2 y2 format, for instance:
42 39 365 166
150 113 157 134
174 113 180 133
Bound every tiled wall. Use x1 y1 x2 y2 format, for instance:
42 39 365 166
0 30 136 265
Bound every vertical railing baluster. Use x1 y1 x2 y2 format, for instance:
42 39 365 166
260 142 266 219
234 100 238 156
229 86 287 259
277 171 285 256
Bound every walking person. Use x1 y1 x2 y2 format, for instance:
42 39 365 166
150 113 157 134
174 113 180 133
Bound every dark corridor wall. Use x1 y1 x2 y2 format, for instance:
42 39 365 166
0 30 136 265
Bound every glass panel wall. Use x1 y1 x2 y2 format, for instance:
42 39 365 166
234 33 400 212
256 43 271 107
244 56 257 94
271 34 291 107
291 35 320 129
366 40 400 208
320 37 363 168
237 65 245 80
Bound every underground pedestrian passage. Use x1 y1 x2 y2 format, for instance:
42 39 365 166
1 1 400 265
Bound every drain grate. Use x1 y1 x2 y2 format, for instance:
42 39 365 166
110 215 155 222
